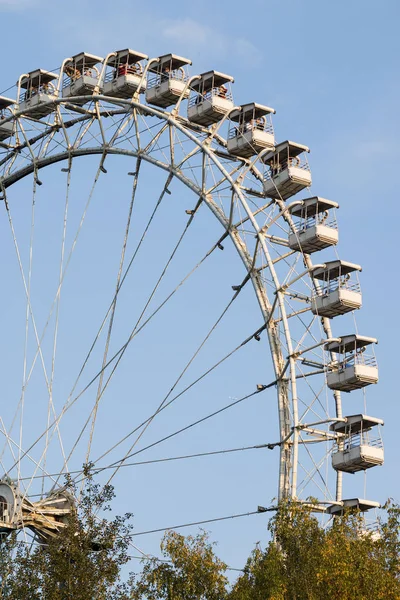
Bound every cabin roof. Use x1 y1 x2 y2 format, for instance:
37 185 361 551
327 498 380 515
262 140 310 164
150 53 192 72
289 196 339 217
325 334 378 354
106 49 148 66
230 102 275 122
66 52 104 69
191 70 234 92
330 414 384 434
20 69 59 88
312 260 362 280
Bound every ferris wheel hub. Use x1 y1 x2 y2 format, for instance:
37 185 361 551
0 480 73 542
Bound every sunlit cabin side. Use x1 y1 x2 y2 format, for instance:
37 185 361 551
311 260 362 318
288 197 339 253
146 54 192 108
227 103 275 158
62 53 104 105
0 97 15 141
325 335 378 392
0 480 18 530
187 71 234 126
263 141 311 199
18 70 59 119
330 415 384 474
327 498 380 516
103 49 149 98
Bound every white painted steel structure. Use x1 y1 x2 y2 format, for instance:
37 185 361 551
0 48 382 542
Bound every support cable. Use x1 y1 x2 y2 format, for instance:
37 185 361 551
0 156 102 472
132 507 275 537
18 176 36 487
42 158 71 496
20 442 274 481
79 385 273 486
103 289 242 486
90 322 267 470
84 157 142 470
10 201 223 481
17 162 104 500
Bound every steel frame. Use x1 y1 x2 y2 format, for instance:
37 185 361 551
0 91 353 514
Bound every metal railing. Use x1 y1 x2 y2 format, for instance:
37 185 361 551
188 87 234 108
62 71 100 90
363 520 380 533
228 121 274 139
314 279 361 297
264 157 310 181
340 433 383 450
147 71 188 90
293 215 338 232
333 354 377 370
62 76 73 89
19 87 58 102
104 68 143 84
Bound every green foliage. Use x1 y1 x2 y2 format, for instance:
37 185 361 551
131 530 229 600
1 482 399 600
0 471 135 599
229 500 400 600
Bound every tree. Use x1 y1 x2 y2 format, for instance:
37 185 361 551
2 481 400 600
229 501 400 600
0 470 135 599
131 530 229 600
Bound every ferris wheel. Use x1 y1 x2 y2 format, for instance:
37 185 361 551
0 49 383 549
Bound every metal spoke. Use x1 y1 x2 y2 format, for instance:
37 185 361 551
0 71 372 551
84 158 142 469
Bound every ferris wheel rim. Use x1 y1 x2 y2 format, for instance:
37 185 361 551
0 90 349 522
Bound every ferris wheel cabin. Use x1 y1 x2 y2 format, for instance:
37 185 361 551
325 335 378 392
288 197 339 253
311 260 362 318
263 141 311 199
146 54 192 108
104 49 148 98
188 71 234 126
227 103 275 158
327 498 380 516
0 97 15 141
330 415 384 474
62 53 104 105
18 70 59 119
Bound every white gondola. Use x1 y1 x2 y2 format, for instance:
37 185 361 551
331 415 384 473
62 53 103 105
263 141 311 199
0 97 15 141
325 335 378 392
288 197 339 253
19 70 59 119
327 498 380 516
227 103 275 158
146 54 192 108
311 260 362 318
188 71 234 126
103 49 148 98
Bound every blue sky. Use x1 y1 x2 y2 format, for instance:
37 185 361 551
0 0 399 578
